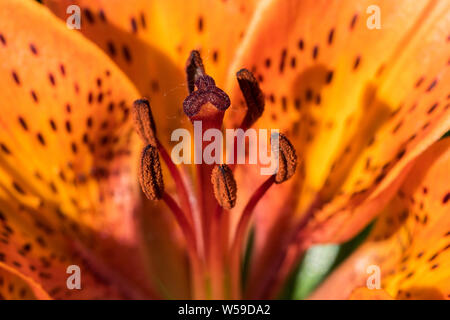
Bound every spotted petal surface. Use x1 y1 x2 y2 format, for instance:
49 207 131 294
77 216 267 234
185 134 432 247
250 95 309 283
44 0 261 139
311 139 450 300
0 0 150 299
224 0 449 294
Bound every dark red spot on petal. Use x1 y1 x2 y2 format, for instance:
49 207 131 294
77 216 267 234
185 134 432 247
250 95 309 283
29 43 38 55
0 33 6 46
328 29 334 45
122 45 132 63
443 192 450 204
12 71 20 85
312 46 319 60
130 17 138 33
107 41 116 57
83 8 95 23
18 117 28 131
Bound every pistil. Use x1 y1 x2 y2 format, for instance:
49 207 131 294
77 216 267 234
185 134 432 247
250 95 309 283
182 70 231 274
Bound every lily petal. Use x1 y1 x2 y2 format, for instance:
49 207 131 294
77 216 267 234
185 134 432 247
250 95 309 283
311 138 450 300
225 0 449 295
228 0 448 206
0 0 150 298
0 194 124 299
0 265 50 299
44 0 261 139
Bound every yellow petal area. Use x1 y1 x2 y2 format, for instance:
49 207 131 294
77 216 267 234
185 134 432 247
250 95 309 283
44 0 260 139
311 139 450 300
0 0 151 298
225 0 449 283
308 0 450 243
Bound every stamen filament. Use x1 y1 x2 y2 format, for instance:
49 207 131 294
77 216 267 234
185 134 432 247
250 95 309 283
229 175 276 299
157 139 202 255
162 192 206 299
210 205 225 299
162 192 197 255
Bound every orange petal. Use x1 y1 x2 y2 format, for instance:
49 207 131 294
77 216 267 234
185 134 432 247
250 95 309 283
0 0 152 298
311 138 450 300
0 193 128 299
225 0 449 280
227 0 448 207
227 0 450 298
44 0 261 140
0 265 50 300
349 288 394 300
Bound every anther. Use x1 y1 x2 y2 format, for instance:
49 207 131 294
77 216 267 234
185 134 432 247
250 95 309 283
139 145 164 200
186 50 206 93
133 99 157 146
211 164 237 210
275 134 297 184
236 69 265 129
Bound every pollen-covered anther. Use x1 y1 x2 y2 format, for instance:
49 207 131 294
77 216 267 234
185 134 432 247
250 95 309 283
236 69 265 128
211 164 237 210
133 98 157 146
186 50 206 93
139 145 164 200
183 75 231 120
275 134 297 184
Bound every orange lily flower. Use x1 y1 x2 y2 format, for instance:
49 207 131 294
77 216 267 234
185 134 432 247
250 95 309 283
0 0 448 300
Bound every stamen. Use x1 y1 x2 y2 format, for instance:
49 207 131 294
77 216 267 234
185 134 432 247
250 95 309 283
186 50 206 93
275 133 297 184
133 98 198 249
211 164 237 210
132 98 157 146
139 144 164 200
236 69 265 129
229 133 297 298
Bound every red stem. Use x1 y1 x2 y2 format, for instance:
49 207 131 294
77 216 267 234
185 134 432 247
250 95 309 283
162 192 197 255
229 175 275 299
157 140 201 253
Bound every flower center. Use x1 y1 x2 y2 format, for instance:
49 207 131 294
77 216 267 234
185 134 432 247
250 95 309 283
132 51 298 299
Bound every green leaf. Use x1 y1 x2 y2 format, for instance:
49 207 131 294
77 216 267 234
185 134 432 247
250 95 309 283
286 222 373 299
292 244 340 300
